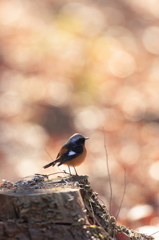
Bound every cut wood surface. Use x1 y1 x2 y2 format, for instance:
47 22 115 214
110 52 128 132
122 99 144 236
0 174 154 240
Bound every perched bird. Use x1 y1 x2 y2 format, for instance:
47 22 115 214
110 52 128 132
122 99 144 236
43 133 89 175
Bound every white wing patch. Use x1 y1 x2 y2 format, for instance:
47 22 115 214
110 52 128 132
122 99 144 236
68 150 76 156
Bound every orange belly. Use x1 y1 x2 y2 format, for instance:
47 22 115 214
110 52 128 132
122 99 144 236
64 146 87 167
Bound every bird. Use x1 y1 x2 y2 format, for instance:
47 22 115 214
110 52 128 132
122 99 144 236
43 133 89 175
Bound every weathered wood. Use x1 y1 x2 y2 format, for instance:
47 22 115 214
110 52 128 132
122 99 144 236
0 220 108 240
0 188 88 224
0 175 109 240
0 175 154 240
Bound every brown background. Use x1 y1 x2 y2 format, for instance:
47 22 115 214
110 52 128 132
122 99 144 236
0 0 159 235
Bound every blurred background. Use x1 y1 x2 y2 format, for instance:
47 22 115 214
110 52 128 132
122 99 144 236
0 0 159 235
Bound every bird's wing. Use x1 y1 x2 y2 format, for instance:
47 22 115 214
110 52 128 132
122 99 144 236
57 143 83 166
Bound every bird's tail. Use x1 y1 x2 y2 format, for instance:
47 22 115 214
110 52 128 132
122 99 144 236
43 160 58 169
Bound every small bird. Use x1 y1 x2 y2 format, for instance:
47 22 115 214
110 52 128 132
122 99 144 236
43 133 89 175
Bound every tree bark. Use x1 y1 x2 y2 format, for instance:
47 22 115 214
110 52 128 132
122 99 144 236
0 175 154 240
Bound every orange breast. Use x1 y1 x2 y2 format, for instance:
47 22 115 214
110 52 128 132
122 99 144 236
64 145 87 167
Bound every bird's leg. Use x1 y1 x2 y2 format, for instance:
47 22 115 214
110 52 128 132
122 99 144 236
74 167 78 175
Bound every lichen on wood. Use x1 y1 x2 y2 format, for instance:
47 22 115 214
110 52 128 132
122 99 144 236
0 175 154 240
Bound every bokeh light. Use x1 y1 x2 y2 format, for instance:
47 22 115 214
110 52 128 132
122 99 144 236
108 51 136 78
142 26 159 54
0 0 159 231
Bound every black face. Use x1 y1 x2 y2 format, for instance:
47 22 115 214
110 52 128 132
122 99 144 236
75 137 86 145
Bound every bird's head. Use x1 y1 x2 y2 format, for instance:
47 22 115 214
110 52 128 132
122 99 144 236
67 133 89 145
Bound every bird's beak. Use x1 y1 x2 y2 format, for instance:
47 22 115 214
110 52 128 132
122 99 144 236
85 137 89 140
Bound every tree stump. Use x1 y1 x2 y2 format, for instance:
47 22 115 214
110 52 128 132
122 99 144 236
0 175 154 240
